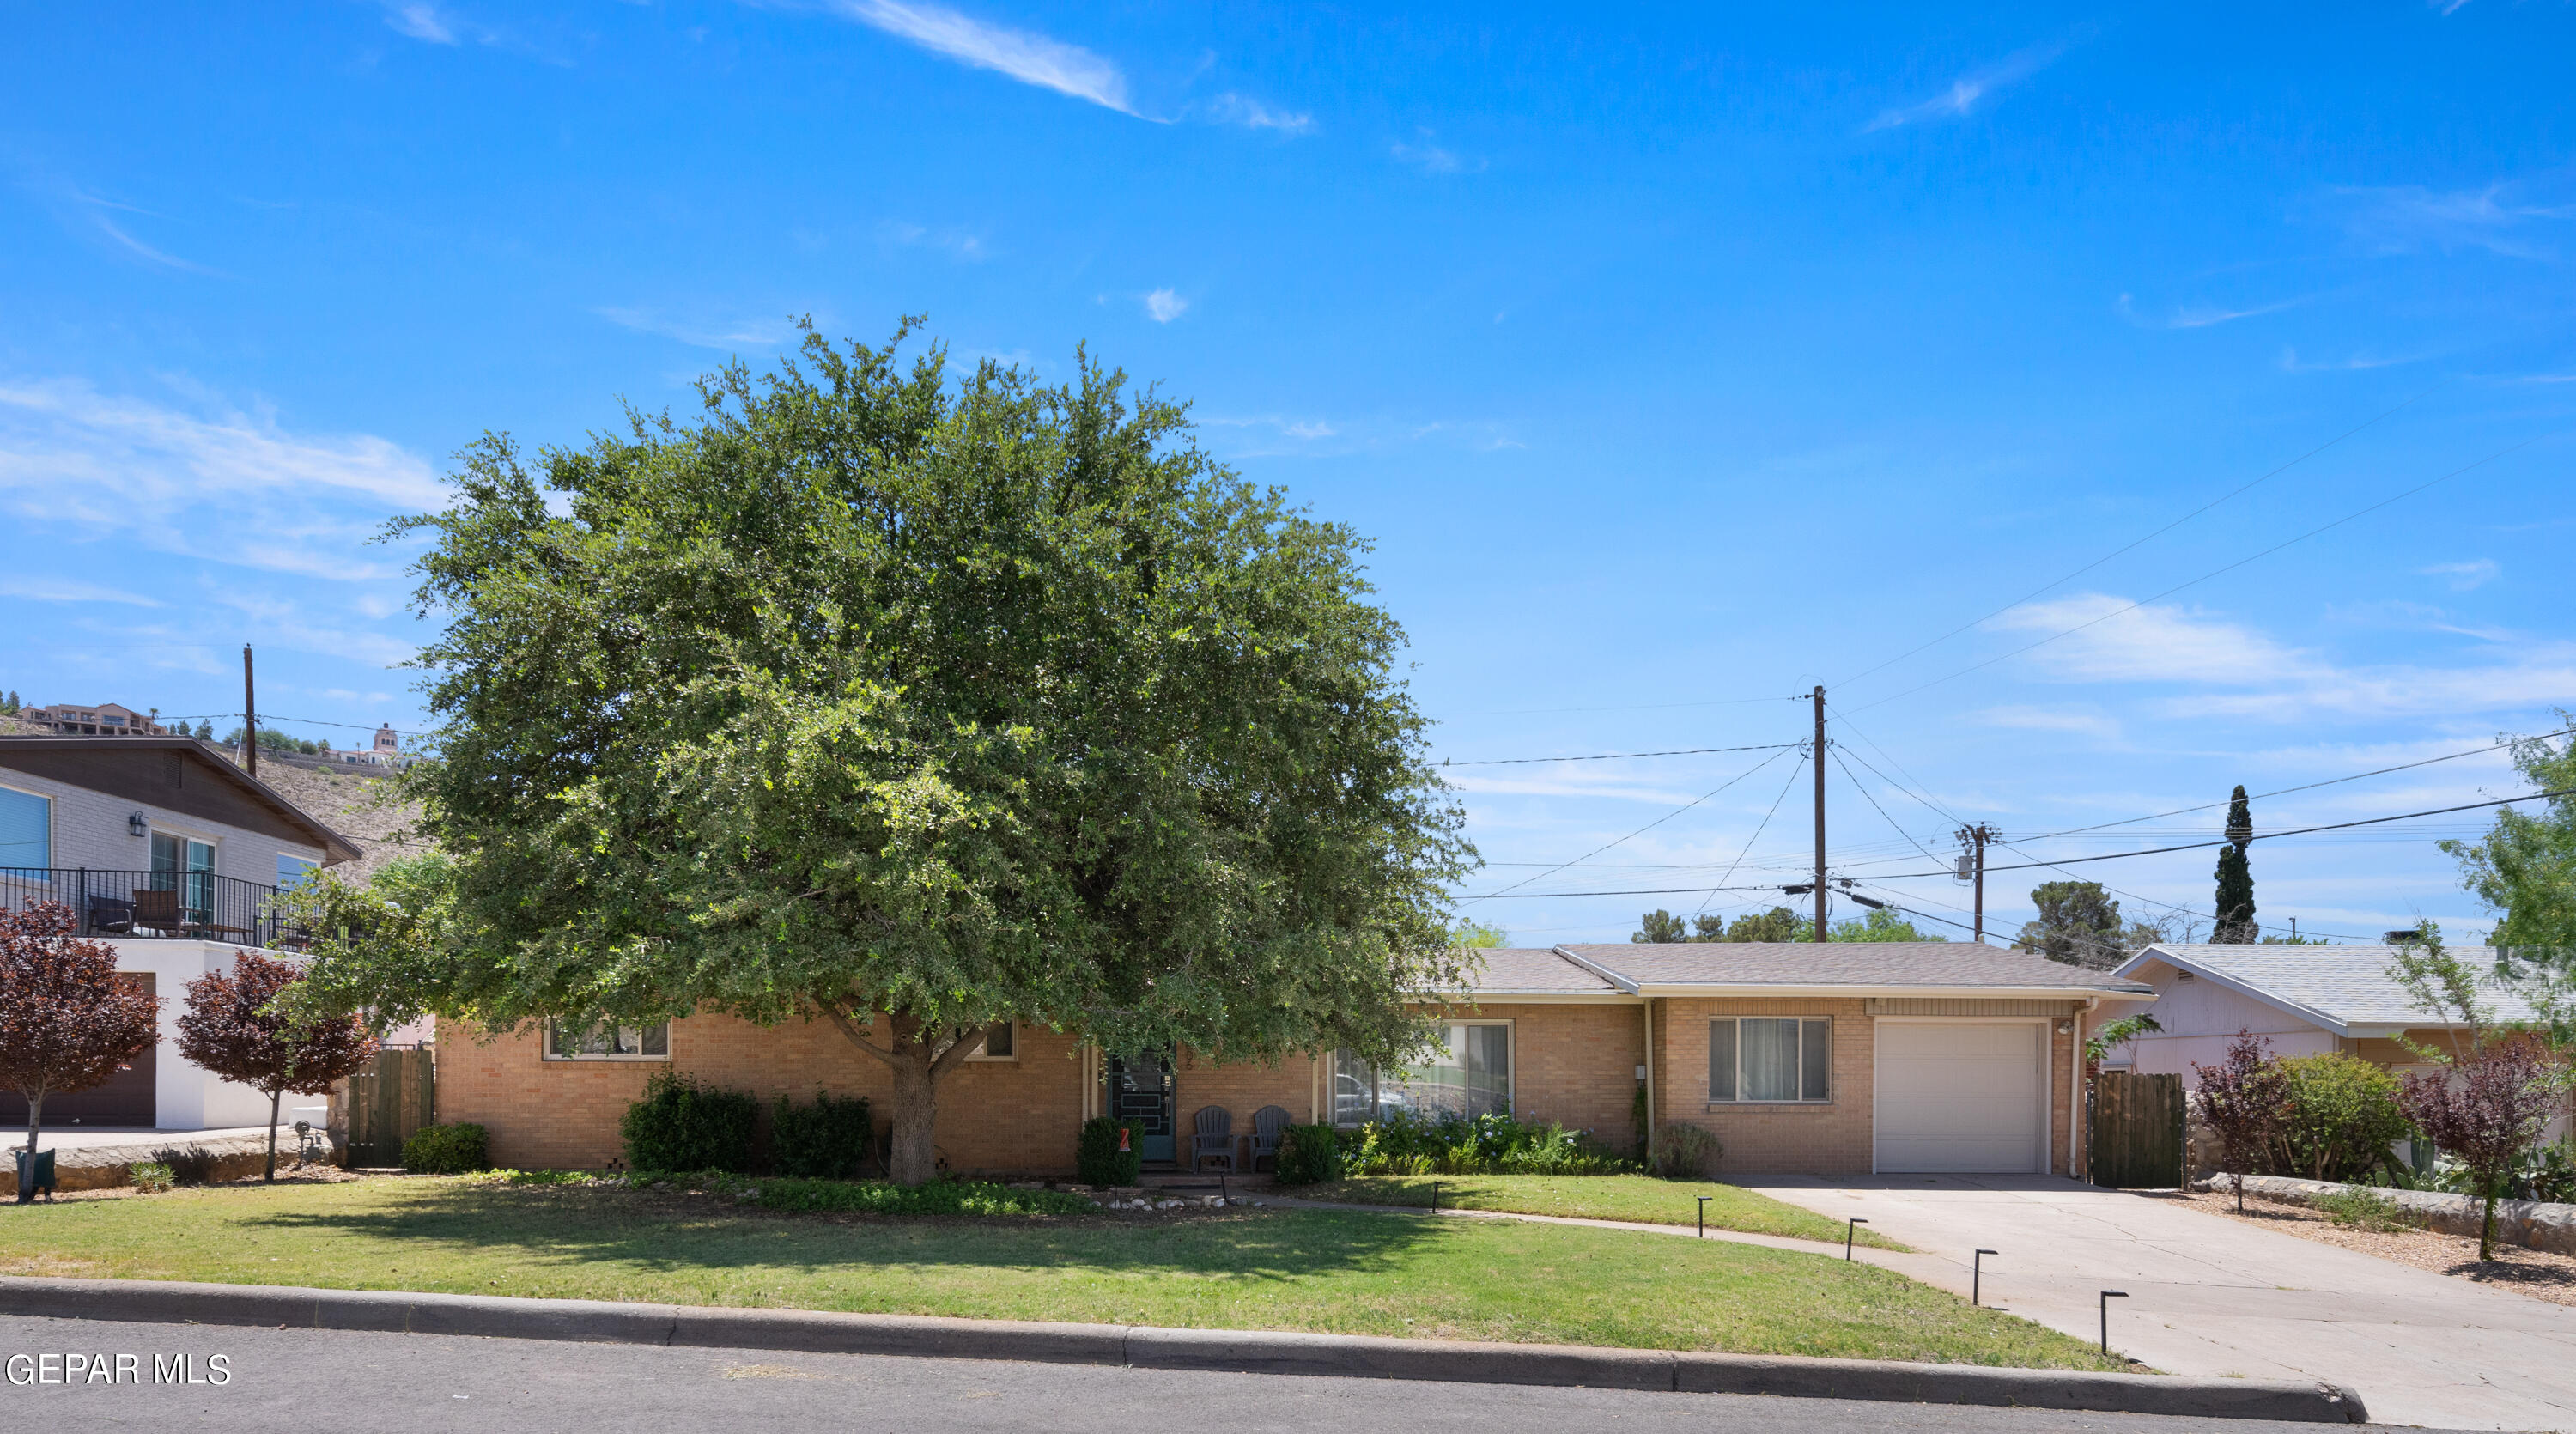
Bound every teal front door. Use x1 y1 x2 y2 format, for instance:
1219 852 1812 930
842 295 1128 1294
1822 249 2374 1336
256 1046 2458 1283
1105 1051 1176 1164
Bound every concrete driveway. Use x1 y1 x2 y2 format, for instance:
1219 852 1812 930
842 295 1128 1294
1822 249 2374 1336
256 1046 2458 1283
1742 1174 2576 1432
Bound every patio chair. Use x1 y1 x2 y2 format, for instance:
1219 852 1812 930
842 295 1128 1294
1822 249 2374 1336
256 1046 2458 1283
131 888 185 937
1249 1105 1291 1172
86 893 137 935
1190 1105 1236 1174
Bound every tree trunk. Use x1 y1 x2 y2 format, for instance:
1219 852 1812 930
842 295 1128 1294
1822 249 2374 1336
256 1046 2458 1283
2481 1175 2500 1263
887 1041 939 1187
265 1089 282 1182
24 1090 42 1154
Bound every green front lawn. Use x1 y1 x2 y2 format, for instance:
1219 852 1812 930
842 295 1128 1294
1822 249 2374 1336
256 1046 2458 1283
0 1176 2105 1369
1297 1175 1907 1249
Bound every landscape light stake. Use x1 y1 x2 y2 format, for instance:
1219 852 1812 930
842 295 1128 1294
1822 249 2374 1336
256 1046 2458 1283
1972 1249 1997 1307
1698 1194 1711 1238
2100 1291 2128 1353
1430 1181 1441 1212
1846 1217 1868 1260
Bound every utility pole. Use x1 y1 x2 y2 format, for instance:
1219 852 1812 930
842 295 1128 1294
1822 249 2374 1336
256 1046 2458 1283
1955 823 1997 944
1812 685 1827 943
242 644 257 781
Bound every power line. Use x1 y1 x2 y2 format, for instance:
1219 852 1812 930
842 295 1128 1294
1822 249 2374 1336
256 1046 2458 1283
1833 384 2441 691
1475 789 2574 897
1442 741 1801 767
2009 727 2573 842
1844 428 2558 714
1464 744 1802 902
1692 750 1811 918
1827 742 1944 860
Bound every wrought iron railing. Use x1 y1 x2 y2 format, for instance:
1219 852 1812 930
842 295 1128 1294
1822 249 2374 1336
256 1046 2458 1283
0 867 304 949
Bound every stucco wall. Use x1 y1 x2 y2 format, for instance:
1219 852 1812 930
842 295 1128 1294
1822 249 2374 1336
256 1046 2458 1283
98 939 291 1130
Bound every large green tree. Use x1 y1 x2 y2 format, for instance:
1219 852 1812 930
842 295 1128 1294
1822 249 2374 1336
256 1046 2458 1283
2018 880 2126 968
2213 785 2257 943
2443 720 2576 956
310 324 1473 1184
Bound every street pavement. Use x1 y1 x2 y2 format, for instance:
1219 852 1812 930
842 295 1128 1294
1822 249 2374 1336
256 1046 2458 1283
1746 1174 2576 1433
0 1314 2472 1434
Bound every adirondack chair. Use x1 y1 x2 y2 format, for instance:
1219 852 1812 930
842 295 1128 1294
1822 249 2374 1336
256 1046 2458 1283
1249 1105 1291 1172
131 887 185 937
1190 1105 1236 1173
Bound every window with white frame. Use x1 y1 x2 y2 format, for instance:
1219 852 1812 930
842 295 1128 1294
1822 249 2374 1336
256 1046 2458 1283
966 1020 1016 1060
545 1018 670 1060
1334 1021 1511 1125
1707 1018 1832 1103
0 786 48 870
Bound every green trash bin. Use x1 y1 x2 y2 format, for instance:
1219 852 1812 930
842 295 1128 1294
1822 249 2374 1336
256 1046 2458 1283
15 1148 56 1204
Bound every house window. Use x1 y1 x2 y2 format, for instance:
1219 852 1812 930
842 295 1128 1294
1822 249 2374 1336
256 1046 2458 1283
1334 1021 1511 1125
967 1021 1016 1060
276 855 318 890
1708 1018 1832 1103
545 1019 670 1060
0 787 49 870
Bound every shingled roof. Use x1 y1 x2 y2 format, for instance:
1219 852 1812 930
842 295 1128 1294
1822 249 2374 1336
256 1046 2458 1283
1437 941 2150 998
2119 943 2537 1034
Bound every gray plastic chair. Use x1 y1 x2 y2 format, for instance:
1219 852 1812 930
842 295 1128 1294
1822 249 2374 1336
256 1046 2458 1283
1190 1105 1236 1173
1249 1105 1291 1171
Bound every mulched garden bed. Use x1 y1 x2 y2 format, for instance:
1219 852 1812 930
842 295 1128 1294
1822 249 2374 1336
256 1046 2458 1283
2147 1187 2576 1307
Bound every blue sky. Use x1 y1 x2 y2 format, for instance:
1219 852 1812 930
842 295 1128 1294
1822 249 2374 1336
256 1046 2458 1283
4 2 2573 945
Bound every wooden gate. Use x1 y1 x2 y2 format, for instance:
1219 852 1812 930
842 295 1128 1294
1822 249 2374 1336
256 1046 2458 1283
2088 1072 2184 1188
345 1047 436 1167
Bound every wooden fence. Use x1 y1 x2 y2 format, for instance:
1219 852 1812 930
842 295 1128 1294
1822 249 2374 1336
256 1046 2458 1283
2088 1071 2184 1189
344 1047 436 1168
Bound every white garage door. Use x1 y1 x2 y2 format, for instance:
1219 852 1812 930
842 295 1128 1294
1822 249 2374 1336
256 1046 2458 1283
1874 1022 2045 1173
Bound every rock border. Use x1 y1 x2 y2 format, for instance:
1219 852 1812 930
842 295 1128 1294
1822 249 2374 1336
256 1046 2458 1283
2195 1174 2576 1255
0 1276 2365 1423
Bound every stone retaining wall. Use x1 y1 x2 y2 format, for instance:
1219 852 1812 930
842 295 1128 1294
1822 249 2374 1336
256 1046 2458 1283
0 1132 333 1197
2197 1172 2576 1255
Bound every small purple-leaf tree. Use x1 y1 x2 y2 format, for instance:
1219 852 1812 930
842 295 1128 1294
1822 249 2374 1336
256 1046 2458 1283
0 902 162 1157
175 951 378 1182
2399 1039 2566 1262
2191 1029 2287 1212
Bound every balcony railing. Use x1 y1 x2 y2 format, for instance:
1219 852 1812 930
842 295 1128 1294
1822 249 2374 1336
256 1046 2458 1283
0 868 306 949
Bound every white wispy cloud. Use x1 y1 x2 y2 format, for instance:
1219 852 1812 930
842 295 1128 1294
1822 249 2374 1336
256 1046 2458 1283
596 307 795 349
0 378 441 581
875 221 988 259
1864 41 2066 132
0 576 163 608
2419 558 2500 590
1989 592 2576 721
2278 346 2423 374
1202 92 1313 135
380 2 457 42
821 0 1138 116
2117 293 2301 330
2333 182 2576 259
1142 288 1188 323
1977 705 2123 741
1391 129 1479 174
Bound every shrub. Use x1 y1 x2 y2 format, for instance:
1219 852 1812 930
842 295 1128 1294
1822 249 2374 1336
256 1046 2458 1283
149 1145 216 1186
2273 1053 2414 1182
770 1090 874 1179
1077 1116 1142 1186
1273 1123 1342 1186
1340 1109 1637 1176
719 1174 1094 1217
128 1162 175 1194
620 1071 759 1174
2314 1185 2415 1233
402 1122 492 1174
1649 1121 1722 1179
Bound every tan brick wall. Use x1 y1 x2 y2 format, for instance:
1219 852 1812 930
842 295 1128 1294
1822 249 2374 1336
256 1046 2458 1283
1655 997 1874 1175
1461 1002 1642 1145
1657 999 2083 1176
437 1012 1090 1177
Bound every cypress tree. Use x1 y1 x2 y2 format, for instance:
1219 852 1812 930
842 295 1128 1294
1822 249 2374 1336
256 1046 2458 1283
2214 785 2257 942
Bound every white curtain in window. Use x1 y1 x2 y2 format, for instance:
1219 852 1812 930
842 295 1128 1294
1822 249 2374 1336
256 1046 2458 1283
1740 1018 1801 1102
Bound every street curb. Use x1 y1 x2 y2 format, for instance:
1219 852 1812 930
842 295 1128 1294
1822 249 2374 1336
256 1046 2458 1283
0 1277 2367 1423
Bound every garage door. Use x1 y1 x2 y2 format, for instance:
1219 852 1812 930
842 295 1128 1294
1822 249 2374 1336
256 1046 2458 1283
1874 1021 2044 1173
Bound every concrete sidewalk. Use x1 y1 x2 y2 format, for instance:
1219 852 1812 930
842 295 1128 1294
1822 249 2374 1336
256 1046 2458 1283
1742 1174 2576 1432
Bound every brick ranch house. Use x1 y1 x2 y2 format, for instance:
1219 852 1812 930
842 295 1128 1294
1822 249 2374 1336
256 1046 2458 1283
440 941 2150 1177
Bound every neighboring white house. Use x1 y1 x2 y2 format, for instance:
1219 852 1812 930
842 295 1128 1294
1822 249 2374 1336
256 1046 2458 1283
0 736 362 1132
